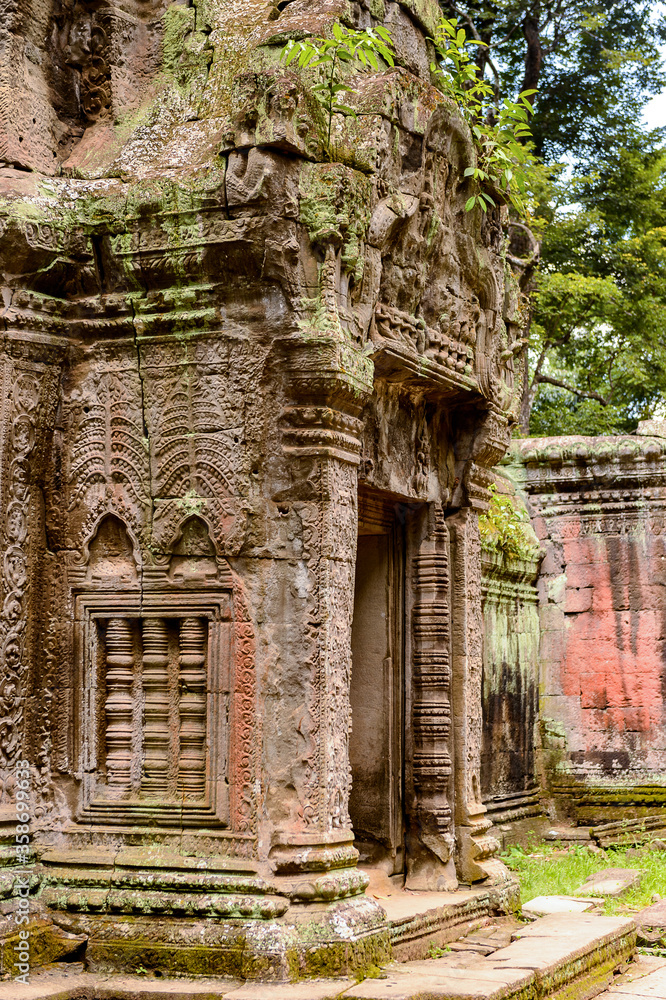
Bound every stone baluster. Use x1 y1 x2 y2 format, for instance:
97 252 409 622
104 617 135 790
141 618 170 796
178 618 207 799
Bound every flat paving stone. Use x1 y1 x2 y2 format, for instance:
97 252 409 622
602 966 666 996
485 913 635 980
521 894 601 916
225 982 353 999
340 965 533 999
576 868 642 898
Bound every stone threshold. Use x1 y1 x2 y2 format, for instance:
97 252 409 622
0 912 636 1000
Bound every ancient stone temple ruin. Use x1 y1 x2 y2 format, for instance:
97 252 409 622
0 0 529 980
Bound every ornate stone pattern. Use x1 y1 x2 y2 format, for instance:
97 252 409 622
0 370 49 766
63 360 149 551
64 4 112 121
449 508 500 881
141 341 245 553
75 589 256 838
230 575 258 836
178 618 208 800
374 301 476 378
141 618 171 796
103 617 135 791
323 549 356 831
409 505 454 862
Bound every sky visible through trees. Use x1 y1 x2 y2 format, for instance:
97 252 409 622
438 1 666 436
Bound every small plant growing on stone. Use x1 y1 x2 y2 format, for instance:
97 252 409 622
282 23 394 156
427 942 451 959
429 18 536 216
479 483 533 558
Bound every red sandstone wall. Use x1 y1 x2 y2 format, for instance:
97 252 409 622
507 434 666 819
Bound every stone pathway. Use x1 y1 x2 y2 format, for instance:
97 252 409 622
0 912 637 1000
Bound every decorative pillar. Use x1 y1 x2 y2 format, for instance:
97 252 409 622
178 617 207 800
0 342 65 783
406 503 457 890
272 331 374 879
104 617 135 791
141 617 170 796
449 406 511 882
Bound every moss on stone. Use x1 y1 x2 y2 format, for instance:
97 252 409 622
299 162 372 284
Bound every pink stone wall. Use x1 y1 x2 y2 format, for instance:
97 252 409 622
507 435 666 819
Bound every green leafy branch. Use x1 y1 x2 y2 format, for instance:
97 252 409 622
479 483 536 558
430 18 537 216
282 23 394 155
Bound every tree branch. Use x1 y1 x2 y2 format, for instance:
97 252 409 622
534 373 611 404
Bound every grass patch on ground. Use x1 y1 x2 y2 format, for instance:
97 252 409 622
501 842 666 913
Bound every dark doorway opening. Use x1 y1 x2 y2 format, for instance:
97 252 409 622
349 489 405 875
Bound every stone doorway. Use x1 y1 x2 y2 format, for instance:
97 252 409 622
349 489 406 875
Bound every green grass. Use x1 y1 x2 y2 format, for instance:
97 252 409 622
501 842 666 913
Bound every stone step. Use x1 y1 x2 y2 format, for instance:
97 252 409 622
597 954 666 998
344 914 636 999
0 912 636 1000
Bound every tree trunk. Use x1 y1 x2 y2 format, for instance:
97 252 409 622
518 323 532 435
521 12 543 95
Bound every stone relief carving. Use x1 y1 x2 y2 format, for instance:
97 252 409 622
0 373 41 767
64 3 112 121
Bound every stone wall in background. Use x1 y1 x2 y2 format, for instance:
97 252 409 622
506 427 666 824
480 477 542 824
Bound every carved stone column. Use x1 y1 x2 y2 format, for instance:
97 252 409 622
104 617 135 792
0 336 66 792
141 617 170 796
273 334 375 881
405 503 457 890
178 617 207 801
449 408 510 882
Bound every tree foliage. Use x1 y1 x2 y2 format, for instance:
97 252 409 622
430 17 536 214
438 0 666 167
440 1 666 434
527 133 666 435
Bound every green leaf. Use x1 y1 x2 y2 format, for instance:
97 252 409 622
284 44 300 66
465 195 477 211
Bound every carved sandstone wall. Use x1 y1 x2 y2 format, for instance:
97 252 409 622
507 431 666 823
0 0 521 978
480 482 542 824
